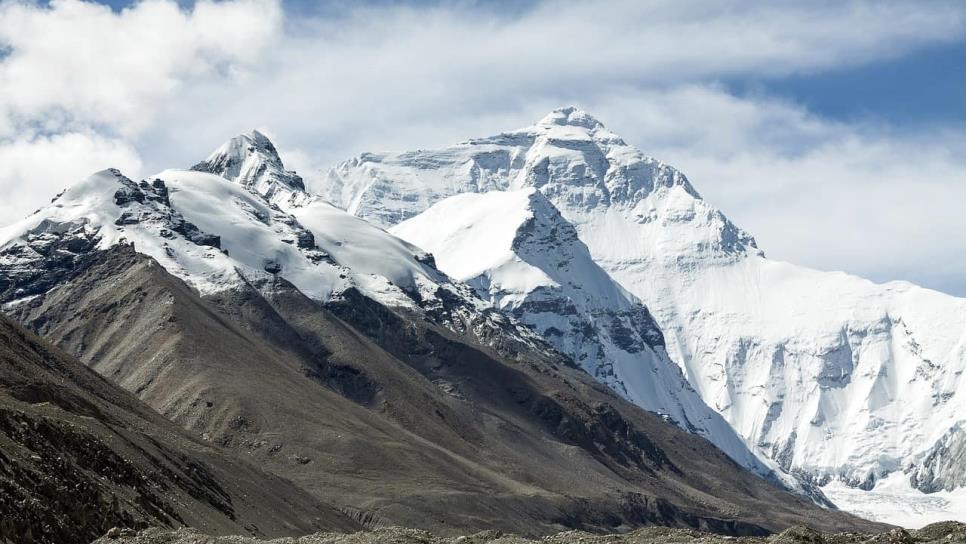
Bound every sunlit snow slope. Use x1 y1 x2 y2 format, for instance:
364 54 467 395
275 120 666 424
391 188 772 476
325 106 966 522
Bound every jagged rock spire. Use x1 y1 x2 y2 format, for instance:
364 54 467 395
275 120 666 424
192 130 308 207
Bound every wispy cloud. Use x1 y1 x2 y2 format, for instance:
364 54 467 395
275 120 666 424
1 0 965 293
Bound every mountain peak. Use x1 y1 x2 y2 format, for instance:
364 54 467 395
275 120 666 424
210 129 283 166
246 127 270 140
535 106 604 130
192 130 308 206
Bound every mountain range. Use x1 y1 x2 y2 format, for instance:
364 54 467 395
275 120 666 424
0 106 960 540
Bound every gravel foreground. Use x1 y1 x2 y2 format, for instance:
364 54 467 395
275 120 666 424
94 523 966 544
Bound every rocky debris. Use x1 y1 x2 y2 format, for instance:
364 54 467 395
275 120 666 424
93 523 966 544
105 527 138 539
861 529 915 544
913 522 966 542
770 526 826 543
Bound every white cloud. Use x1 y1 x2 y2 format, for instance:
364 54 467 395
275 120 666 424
34 0 962 172
1 0 965 293
0 0 280 136
0 132 142 223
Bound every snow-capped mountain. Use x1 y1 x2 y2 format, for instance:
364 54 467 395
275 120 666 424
325 107 966 508
391 187 770 475
0 127 794 488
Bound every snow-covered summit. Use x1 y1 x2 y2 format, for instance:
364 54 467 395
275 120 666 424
324 106 756 266
324 108 966 522
192 130 310 207
534 105 606 130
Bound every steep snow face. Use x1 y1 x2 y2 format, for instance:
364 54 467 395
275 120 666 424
289 199 448 303
392 188 671 407
326 107 966 499
192 130 311 207
639 256 966 487
391 188 773 476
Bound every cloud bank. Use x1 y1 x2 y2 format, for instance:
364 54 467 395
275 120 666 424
1 0 965 294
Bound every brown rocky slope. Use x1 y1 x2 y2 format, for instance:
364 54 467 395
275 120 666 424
0 313 360 544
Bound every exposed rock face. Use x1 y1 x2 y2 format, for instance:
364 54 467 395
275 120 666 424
909 424 966 492
111 175 221 248
0 218 101 304
192 130 309 207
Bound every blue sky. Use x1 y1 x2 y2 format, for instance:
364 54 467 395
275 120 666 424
2 0 966 295
747 42 966 127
